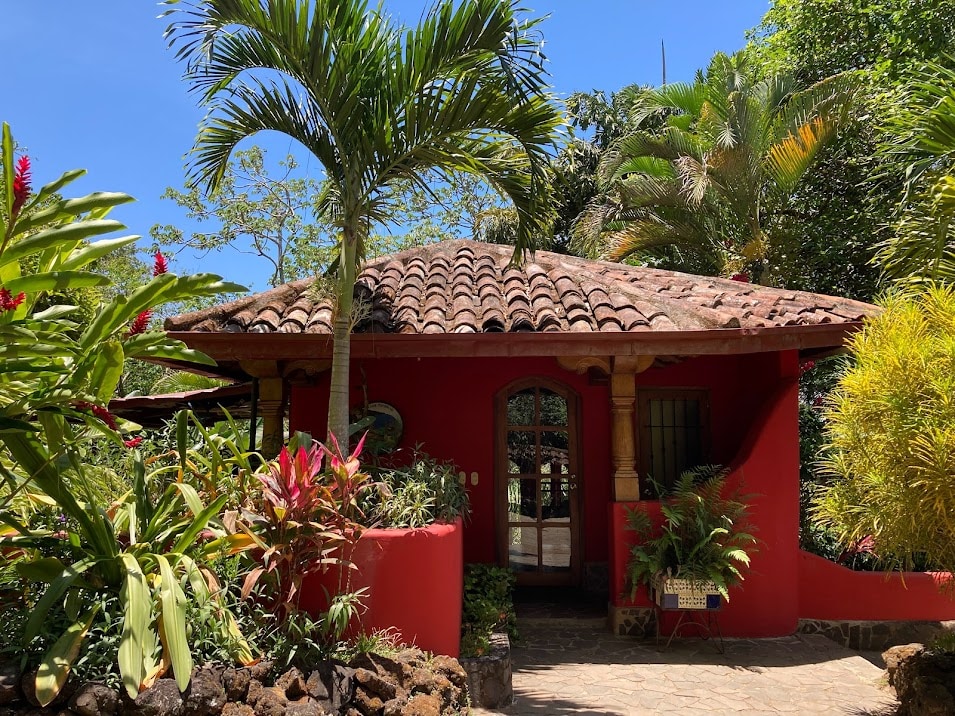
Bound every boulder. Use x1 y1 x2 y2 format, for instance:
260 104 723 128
68 683 119 716
885 644 955 716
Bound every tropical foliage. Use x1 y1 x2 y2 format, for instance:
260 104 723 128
875 61 955 283
163 0 561 442
813 285 955 573
573 52 857 284
0 124 251 703
365 453 470 529
626 466 756 601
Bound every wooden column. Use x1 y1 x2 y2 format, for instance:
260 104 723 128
241 361 286 459
611 355 655 501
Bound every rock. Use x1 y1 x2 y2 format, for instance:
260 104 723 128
353 669 397 702
221 704 255 716
284 697 326 716
250 686 287 716
428 656 467 692
68 683 119 716
274 668 307 700
351 685 384 716
221 668 251 703
884 643 925 682
247 662 274 682
349 655 411 691
245 680 264 707
401 693 442 716
182 668 226 716
129 680 184 716
887 646 955 716
20 669 76 709
0 662 20 706
306 664 353 714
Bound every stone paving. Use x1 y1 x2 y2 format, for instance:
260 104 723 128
474 620 899 716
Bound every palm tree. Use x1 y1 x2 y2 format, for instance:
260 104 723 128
573 52 857 284
875 60 955 284
165 0 561 442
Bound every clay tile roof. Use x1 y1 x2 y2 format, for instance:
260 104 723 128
166 239 877 336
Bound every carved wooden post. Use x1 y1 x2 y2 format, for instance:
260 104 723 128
610 355 655 501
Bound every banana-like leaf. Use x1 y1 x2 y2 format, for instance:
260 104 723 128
17 195 135 235
130 344 218 367
172 493 228 554
0 416 39 433
31 304 79 321
61 236 140 271
118 553 159 699
15 557 66 583
31 169 86 205
0 220 126 266
156 555 192 692
88 339 125 402
2 123 14 218
3 271 111 293
23 558 96 642
34 605 99 707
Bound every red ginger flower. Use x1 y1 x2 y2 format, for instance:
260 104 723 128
74 402 120 431
124 437 143 449
0 287 26 312
11 155 31 216
128 309 152 335
730 272 750 283
153 250 168 276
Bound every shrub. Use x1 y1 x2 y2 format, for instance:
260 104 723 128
814 284 955 572
460 564 517 657
366 452 470 528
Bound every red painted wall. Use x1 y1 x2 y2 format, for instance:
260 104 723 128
290 356 612 566
299 520 464 656
611 350 803 637
799 551 955 621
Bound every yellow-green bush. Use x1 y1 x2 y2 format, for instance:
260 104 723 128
814 285 955 572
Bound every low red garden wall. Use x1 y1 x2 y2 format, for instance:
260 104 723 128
799 551 955 621
300 518 463 657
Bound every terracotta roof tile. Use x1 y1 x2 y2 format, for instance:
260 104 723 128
166 239 878 336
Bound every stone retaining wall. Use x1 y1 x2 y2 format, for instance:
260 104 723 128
798 619 955 651
459 633 512 709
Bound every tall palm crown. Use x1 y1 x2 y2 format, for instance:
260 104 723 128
165 0 561 442
573 52 856 284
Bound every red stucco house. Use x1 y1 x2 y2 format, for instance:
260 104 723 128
161 239 955 645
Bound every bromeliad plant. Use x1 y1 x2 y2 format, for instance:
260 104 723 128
0 123 249 704
626 466 757 602
239 432 372 624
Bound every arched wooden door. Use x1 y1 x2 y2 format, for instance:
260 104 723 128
495 378 581 586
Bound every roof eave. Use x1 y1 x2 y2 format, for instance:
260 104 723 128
165 322 861 366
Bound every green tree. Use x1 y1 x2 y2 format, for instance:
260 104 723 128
746 0 955 299
814 285 955 572
875 60 955 283
573 52 856 284
152 145 332 287
165 0 560 442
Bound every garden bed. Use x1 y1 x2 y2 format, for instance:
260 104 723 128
0 648 468 716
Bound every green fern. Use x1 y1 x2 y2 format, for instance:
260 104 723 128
626 466 757 602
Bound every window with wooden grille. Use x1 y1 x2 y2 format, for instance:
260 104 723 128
637 389 710 497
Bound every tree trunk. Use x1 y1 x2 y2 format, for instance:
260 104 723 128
326 224 358 446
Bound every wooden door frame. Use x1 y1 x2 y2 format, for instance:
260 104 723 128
494 377 583 586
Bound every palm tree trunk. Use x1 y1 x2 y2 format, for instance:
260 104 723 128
326 224 358 445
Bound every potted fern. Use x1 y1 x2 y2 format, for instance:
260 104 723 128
626 466 757 610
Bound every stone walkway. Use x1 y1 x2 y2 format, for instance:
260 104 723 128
475 621 899 715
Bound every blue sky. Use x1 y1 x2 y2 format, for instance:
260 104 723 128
6 1 768 291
